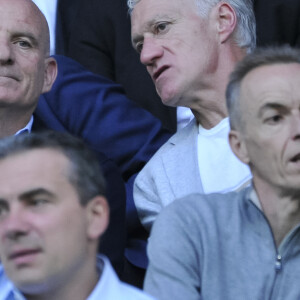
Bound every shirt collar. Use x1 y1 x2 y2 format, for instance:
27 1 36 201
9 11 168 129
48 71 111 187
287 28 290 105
248 185 262 211
12 289 26 300
15 116 34 136
0 265 25 300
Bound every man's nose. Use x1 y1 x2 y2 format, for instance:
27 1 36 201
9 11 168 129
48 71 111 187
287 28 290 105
140 37 163 66
0 38 14 65
1 207 30 240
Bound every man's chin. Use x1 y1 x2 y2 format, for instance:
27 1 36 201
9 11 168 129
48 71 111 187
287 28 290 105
5 263 47 294
14 276 51 296
158 90 179 107
0 95 21 107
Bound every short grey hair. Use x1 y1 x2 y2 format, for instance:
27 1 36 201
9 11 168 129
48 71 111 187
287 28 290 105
0 131 106 205
127 0 256 53
226 46 300 130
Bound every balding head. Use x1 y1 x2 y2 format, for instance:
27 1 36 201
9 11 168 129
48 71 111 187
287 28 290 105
0 0 51 56
0 0 57 136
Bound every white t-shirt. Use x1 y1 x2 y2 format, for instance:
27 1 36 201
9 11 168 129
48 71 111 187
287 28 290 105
32 0 57 55
197 117 251 194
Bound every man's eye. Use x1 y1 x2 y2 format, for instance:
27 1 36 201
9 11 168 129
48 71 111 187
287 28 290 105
16 40 32 48
266 115 283 124
28 199 48 206
155 22 168 33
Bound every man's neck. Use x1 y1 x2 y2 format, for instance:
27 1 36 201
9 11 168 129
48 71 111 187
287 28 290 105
190 46 246 129
0 108 33 138
189 88 228 129
254 178 300 247
192 105 227 129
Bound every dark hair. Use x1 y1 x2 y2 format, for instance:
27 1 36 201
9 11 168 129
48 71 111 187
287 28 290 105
0 131 106 205
226 46 300 130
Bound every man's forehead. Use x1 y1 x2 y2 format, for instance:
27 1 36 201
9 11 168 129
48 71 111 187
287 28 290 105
0 0 46 36
133 0 196 22
0 149 71 198
0 0 38 18
131 0 195 37
240 63 300 111
242 63 300 91
132 0 168 27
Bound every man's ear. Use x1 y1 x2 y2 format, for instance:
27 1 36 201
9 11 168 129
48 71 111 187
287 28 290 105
86 196 109 240
229 129 250 164
42 57 58 94
215 2 237 44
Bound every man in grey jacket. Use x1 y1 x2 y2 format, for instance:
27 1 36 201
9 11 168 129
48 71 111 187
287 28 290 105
144 46 300 299
128 0 255 232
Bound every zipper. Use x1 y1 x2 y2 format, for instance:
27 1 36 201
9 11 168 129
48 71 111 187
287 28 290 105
274 254 282 272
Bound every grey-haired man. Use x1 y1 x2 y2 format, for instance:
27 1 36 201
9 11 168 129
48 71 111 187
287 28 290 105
129 0 256 231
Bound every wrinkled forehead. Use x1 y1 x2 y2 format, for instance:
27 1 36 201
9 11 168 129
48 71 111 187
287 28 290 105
130 0 196 11
131 0 197 36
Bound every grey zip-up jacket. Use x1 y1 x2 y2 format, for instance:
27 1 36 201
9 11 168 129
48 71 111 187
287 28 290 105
145 187 300 300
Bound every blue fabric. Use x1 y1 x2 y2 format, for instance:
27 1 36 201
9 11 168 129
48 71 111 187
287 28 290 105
36 55 171 268
0 265 14 300
37 55 171 182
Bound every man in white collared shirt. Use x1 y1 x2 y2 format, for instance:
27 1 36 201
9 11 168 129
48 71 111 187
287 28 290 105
0 131 154 300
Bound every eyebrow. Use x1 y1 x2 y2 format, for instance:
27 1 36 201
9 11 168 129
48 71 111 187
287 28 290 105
0 189 55 210
258 102 288 117
19 188 55 200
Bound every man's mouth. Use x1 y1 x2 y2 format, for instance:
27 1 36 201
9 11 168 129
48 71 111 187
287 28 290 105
9 248 41 265
290 153 300 163
0 75 19 82
153 66 169 81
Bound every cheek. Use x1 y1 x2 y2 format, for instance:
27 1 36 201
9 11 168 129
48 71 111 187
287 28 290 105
248 137 283 170
42 214 88 263
40 211 87 244
24 61 45 85
245 136 268 162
